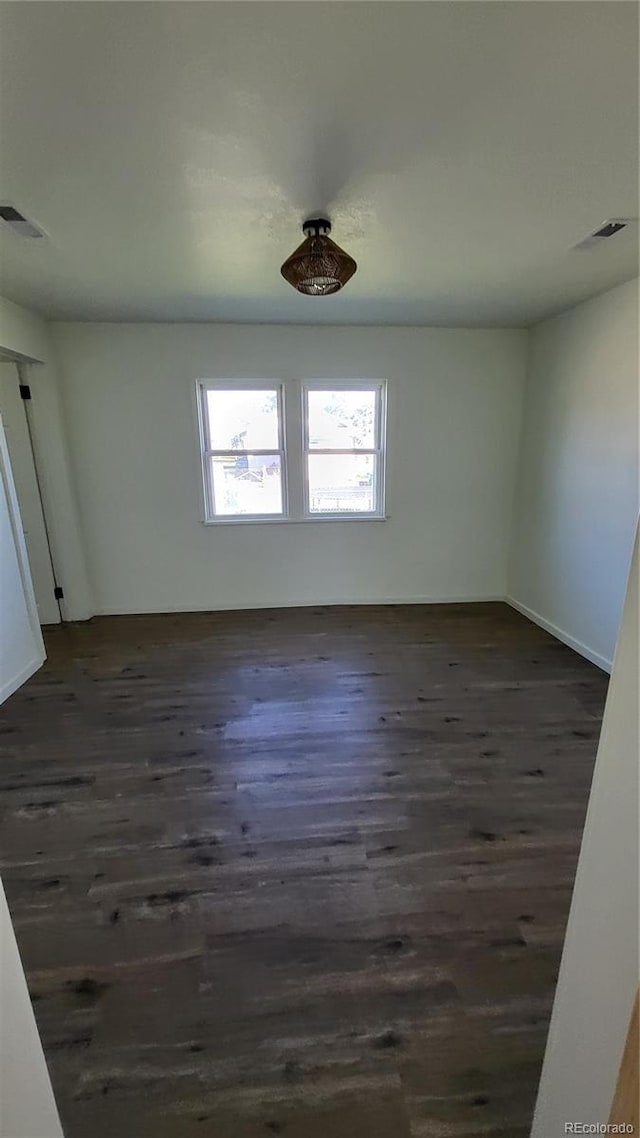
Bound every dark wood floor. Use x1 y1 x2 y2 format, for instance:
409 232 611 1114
0 603 607 1138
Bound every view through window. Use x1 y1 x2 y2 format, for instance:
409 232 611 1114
305 387 382 515
203 387 284 517
198 381 386 521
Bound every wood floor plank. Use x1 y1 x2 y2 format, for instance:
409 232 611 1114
0 602 607 1137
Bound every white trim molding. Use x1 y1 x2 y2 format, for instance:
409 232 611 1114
0 654 46 706
195 378 388 524
95 594 506 617
506 595 612 673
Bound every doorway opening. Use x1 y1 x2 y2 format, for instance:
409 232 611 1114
0 360 62 625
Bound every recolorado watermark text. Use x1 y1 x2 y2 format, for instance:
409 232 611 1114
565 1126 634 1135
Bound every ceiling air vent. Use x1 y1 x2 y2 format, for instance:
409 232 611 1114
0 205 45 238
573 219 630 251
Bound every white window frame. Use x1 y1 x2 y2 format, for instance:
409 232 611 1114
302 381 387 520
195 378 388 524
197 381 288 523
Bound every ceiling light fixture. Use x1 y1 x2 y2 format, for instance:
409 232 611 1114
280 218 357 296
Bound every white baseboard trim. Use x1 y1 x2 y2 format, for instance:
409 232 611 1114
34 595 614 676
506 596 612 673
94 594 505 617
0 653 46 705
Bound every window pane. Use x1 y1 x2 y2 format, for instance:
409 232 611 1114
307 389 377 450
308 454 376 514
207 389 280 451
211 454 283 516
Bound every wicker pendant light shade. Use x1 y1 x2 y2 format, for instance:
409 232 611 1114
281 219 357 296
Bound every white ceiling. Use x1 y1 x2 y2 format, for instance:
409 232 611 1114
0 1 637 327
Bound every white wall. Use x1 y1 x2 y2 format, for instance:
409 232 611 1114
531 526 639 1135
0 882 64 1138
0 294 93 621
51 322 526 615
508 278 639 670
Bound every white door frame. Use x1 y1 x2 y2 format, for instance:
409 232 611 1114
0 361 62 624
0 414 45 699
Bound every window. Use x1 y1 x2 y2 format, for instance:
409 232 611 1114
303 383 386 517
198 384 286 519
197 380 386 522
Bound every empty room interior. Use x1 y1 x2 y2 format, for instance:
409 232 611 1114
0 3 638 1137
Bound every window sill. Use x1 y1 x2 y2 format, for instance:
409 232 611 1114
202 515 389 526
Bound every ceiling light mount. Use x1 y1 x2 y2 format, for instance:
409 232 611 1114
302 217 332 238
281 218 357 296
